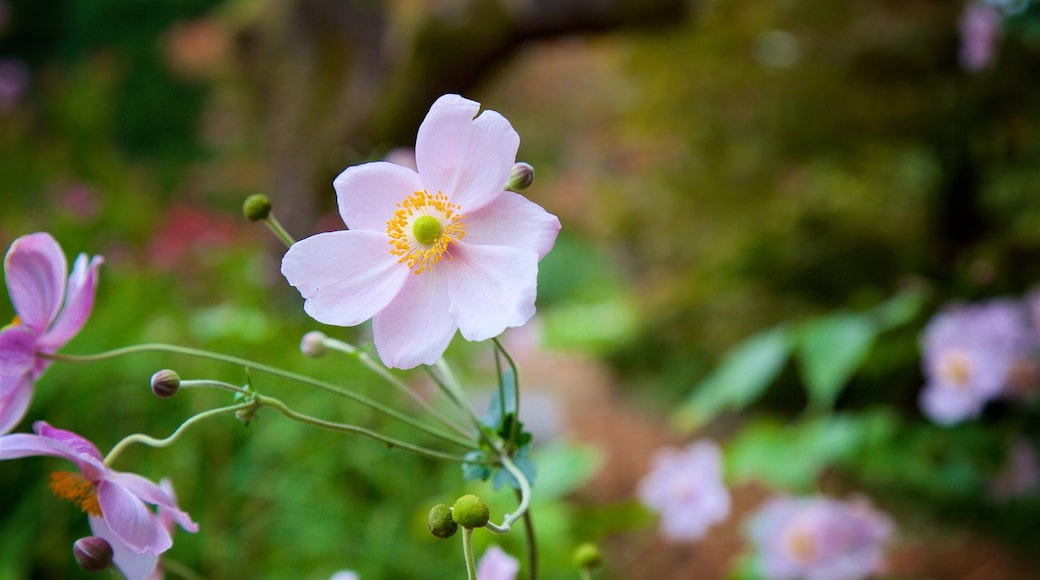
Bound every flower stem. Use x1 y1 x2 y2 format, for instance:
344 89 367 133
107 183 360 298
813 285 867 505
48 343 476 450
492 337 521 450
104 402 253 466
255 395 477 464
323 337 472 438
484 451 532 534
517 488 539 580
462 527 477 580
263 213 296 248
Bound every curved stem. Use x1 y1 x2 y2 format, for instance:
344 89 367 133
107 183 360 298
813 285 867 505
517 488 539 580
462 527 477 580
105 402 253 466
492 337 521 450
323 337 472 438
484 451 532 534
256 395 477 464
49 344 476 450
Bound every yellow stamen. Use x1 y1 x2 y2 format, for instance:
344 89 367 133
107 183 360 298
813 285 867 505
49 471 102 516
784 527 819 563
386 189 466 274
938 350 973 389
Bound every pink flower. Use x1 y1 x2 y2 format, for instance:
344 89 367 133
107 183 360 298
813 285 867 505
0 423 198 579
919 299 1036 425
748 495 894 580
476 545 519 580
959 2 1002 72
636 440 731 543
2 232 103 434
281 94 560 369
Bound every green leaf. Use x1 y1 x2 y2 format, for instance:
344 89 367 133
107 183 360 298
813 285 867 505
671 326 791 431
794 312 877 410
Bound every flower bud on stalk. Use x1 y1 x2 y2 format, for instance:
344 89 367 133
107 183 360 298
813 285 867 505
242 193 273 222
300 330 328 357
150 369 181 398
573 542 602 570
427 503 459 538
506 162 535 191
72 536 114 573
451 494 490 529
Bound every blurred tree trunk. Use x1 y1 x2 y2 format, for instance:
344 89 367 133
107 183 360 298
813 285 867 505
230 0 687 236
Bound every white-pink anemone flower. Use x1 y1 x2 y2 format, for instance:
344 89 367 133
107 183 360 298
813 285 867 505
0 422 198 580
1 232 103 434
476 545 520 580
281 94 560 369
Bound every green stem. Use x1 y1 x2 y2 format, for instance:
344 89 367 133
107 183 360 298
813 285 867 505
263 213 296 248
492 337 521 450
323 337 471 438
256 395 477 463
48 344 476 450
485 451 532 534
462 527 477 580
517 488 539 580
105 402 253 466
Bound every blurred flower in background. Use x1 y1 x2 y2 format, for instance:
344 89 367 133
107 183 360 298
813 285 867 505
959 2 1002 72
0 56 29 112
989 439 1040 500
918 298 1038 425
747 495 894 580
476 545 519 580
636 440 731 543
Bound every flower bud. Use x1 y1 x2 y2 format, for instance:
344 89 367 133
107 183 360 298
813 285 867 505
73 536 114 573
451 494 489 529
427 503 459 539
242 193 273 222
573 542 602 570
300 330 328 357
507 162 534 191
150 369 181 398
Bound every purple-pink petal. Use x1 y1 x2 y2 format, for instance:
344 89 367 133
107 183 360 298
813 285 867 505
4 232 68 333
335 161 424 232
476 545 520 580
444 243 538 342
371 274 457 368
97 480 173 555
108 470 199 533
89 516 161 580
0 325 35 434
463 192 562 260
415 94 519 213
37 252 103 353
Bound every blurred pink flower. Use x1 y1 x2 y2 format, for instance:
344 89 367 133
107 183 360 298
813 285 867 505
636 440 731 543
959 2 1002 72
919 299 1037 425
146 204 246 271
2 232 102 434
0 57 29 112
476 545 519 580
0 422 198 580
989 439 1040 500
281 94 560 368
329 571 360 580
748 495 894 580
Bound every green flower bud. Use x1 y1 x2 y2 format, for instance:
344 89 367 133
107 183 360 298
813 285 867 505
150 369 181 398
242 193 273 222
507 162 535 191
73 536 114 573
573 542 602 570
427 503 459 539
451 494 489 529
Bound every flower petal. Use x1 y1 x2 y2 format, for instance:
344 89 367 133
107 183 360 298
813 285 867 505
463 192 561 259
919 383 980 425
89 515 161 580
109 471 199 533
97 480 172 555
0 325 36 434
281 230 409 327
444 243 539 342
37 253 103 353
34 421 106 463
335 161 424 232
371 273 457 368
415 94 519 213
4 232 68 333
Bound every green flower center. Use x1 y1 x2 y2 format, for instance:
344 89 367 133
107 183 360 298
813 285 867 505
412 215 443 246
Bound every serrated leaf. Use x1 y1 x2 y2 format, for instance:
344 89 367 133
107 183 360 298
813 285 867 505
671 326 791 431
795 313 877 410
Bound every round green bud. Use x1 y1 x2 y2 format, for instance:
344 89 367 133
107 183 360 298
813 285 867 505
427 503 459 539
412 215 443 246
507 162 535 191
451 494 489 529
573 542 602 570
150 369 181 398
242 193 273 222
73 536 114 573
